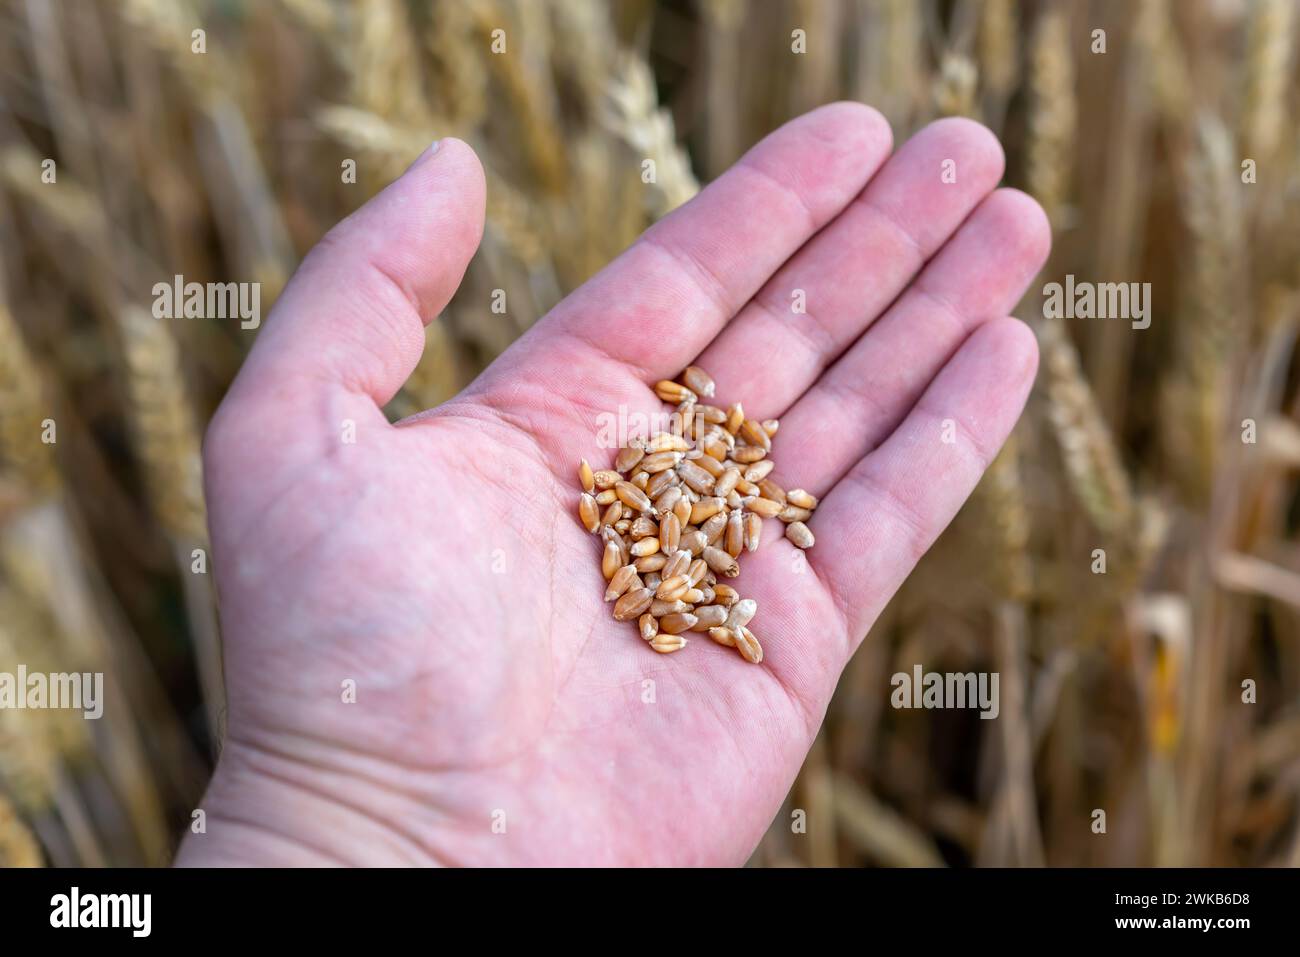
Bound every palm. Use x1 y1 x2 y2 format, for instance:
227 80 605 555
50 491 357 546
189 105 1050 866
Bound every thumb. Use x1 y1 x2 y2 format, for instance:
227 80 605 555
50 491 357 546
232 138 485 409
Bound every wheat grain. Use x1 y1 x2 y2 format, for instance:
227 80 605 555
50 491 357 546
649 634 688 654
785 521 815 549
578 367 815 663
734 626 763 664
613 588 654 621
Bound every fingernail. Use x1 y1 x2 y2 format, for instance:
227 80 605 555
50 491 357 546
405 140 441 174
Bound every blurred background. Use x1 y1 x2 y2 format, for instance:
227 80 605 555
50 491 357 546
1 0 1299 867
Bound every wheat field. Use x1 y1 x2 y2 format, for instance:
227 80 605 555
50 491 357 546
1 0 1298 867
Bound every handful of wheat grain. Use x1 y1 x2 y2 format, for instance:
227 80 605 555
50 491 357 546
577 366 817 663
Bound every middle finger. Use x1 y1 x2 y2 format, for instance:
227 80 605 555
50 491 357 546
689 117 1005 420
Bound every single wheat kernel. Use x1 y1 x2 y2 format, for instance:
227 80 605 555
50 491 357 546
697 404 726 424
654 380 695 403
639 613 658 641
779 505 812 524
646 432 690 453
712 583 739 607
713 467 742 498
605 564 640 601
676 399 696 434
603 526 630 565
700 511 728 544
631 470 650 490
595 489 618 506
628 516 657 540
651 598 690 617
616 445 645 473
725 509 744 557
614 587 654 621
682 365 716 397
677 459 716 494
724 402 744 434
725 598 757 631
743 460 775 482
786 488 818 510
663 549 692 580
579 493 600 532
654 485 683 516
656 574 691 601
757 479 786 504
681 529 708 556
746 496 783 519
616 480 653 513
697 456 728 480
641 450 680 473
649 634 688 654
682 587 705 604
659 612 699 634
630 536 661 557
593 469 621 489
647 469 678 500
703 545 739 577
672 495 693 527
743 512 762 552
579 459 595 493
785 521 815 549
690 497 725 524
762 419 779 438
708 626 738 647
660 511 681 555
687 558 709 585
602 541 622 580
739 418 771 451
634 553 668 573
692 604 728 629
601 501 623 526
735 626 763 664
702 435 729 460
698 585 716 604
732 445 767 464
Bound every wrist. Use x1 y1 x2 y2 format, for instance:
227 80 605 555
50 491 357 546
176 736 448 867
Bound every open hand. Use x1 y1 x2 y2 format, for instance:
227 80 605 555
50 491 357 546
178 103 1049 866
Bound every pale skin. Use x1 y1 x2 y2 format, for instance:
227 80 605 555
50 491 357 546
177 104 1049 866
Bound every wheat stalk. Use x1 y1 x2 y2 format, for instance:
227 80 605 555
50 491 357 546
116 308 207 543
0 791 42 867
978 0 1019 112
1239 0 1295 165
1038 318 1136 534
426 0 489 130
1161 116 1247 501
1025 4 1076 228
977 432 1032 602
599 52 699 217
0 302 59 496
